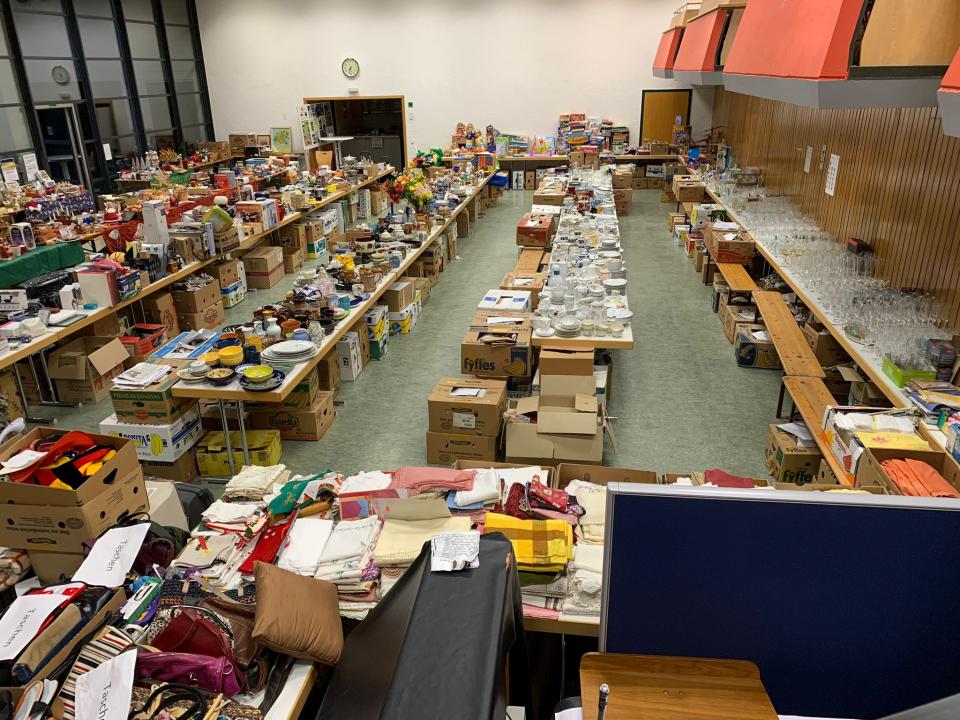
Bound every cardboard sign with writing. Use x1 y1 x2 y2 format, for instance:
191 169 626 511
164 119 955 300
72 523 150 587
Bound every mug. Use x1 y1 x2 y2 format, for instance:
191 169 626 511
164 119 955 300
352 283 365 298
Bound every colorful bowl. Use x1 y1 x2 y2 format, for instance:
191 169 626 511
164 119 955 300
206 367 236 386
218 346 244 367
199 351 220 367
242 365 274 383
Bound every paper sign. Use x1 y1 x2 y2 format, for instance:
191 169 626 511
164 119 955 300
450 387 483 397
430 531 480 572
452 411 476 429
76 650 137 720
1 159 18 184
0 594 65 660
72 523 150 587
102 142 113 161
803 146 813 174
14 576 41 597
21 152 38 181
825 154 840 196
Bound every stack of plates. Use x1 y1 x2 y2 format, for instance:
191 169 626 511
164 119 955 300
177 363 210 384
262 340 319 364
554 316 582 338
239 369 286 391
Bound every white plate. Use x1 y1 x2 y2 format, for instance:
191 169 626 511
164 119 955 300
603 278 627 289
609 308 633 320
268 340 316 356
533 328 555 338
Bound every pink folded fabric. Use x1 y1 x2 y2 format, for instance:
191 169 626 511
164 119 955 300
704 469 755 488
392 466 476 492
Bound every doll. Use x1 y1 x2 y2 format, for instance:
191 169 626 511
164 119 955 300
465 123 478 149
452 122 467 148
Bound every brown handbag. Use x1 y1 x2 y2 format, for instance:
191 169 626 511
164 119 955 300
150 607 235 664
199 596 261 669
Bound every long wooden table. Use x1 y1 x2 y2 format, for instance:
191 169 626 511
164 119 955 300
783 376 851 485
752 291 825 379
172 172 495 472
716 262 758 294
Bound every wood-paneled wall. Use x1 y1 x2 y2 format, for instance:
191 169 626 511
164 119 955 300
712 88 960 327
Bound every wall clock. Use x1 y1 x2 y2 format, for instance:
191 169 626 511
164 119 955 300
341 58 360 79
51 65 71 85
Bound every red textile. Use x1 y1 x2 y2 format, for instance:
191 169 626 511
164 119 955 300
703 469 755 488
881 459 960 498
239 516 293 574
391 466 475 492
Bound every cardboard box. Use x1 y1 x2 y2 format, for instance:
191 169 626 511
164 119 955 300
612 171 633 190
384 280 416 313
532 189 566 206
48 337 128 404
764 424 823 484
283 247 305 274
505 396 603 464
0 429 144 551
516 214 554 247
250 391 335 441
556 463 658 488
370 332 389 360
141 292 179 341
172 281 220 314
119 323 166 360
110 374 195 424
802 323 850 367
220 280 246 309
336 331 363 382
524 171 536 190
707 225 755 264
242 246 284 289
734 324 783 370
428 377 507 437
0 368 24 427
143 450 200 483
196 430 282 477
820 405 911 483
388 305 415 335
538 349 594 376
672 175 706 202
478 289 532 313
426 431 499 465
461 326 533 379
209 259 242 289
317 350 341 396
721 303 758 343
500 272 545 309
613 188 633 204
537 394 599 435
245 265 284 290
178 300 225 332
855 444 959 494
100 405 203 463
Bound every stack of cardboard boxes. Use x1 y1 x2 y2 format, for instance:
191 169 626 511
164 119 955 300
426 377 507 464
515 213 554 248
385 279 418 336
612 166 633 216
173 277 224 332
209 258 246 310
248 366 336 441
0 428 146 582
505 349 604 465
141 292 180 342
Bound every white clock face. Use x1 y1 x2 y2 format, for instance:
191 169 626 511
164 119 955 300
342 58 359 79
51 65 71 85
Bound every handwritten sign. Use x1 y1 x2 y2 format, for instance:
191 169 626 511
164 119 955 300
72 523 150 588
0 594 65 660
76 650 137 720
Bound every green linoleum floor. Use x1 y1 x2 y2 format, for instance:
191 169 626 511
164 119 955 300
33 188 780 479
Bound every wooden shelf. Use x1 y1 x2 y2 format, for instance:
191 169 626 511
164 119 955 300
753 290 825 378
716 262 758 293
783 376 852 485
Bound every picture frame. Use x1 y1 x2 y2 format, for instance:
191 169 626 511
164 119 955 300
270 127 292 154
257 134 271 150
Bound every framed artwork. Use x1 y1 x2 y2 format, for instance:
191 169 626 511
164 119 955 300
270 127 292 154
257 134 271 150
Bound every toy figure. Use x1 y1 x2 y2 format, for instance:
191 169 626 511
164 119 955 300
452 122 467 149
465 123 478 149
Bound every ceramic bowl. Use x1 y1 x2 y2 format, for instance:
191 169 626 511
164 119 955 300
206 367 236 386
219 346 244 367
243 365 274 383
199 351 220 367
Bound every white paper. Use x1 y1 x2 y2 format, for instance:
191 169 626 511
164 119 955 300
751 330 771 342
72 523 151 587
485 316 523 326
555 708 583 720
0 594 65 660
0 449 47 474
102 142 113 161
452 411 476 429
430 531 480 572
21 152 38 181
1 159 18 184
75 650 137 720
825 154 840 196
14 576 41 597
777 422 814 443
450 387 484 397
803 146 813 174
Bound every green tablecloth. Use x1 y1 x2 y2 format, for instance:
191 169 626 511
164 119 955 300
0 242 85 288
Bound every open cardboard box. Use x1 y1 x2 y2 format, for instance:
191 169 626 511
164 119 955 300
855 443 960 494
47 337 128 405
452 459 555 486
556 463 657 487
428 377 507 437
538 348 594 376
505 396 604 465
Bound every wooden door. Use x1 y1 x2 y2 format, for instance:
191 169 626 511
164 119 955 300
641 90 692 143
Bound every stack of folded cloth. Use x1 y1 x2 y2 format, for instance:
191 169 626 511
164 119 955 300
392 466 476 493
276 517 334 576
881 458 960 497
0 548 30 592
340 470 393 494
266 471 342 520
560 542 603 624
519 571 569 619
200 500 267 536
372 515 472 595
170 533 237 571
566 479 606 544
223 464 290 501
447 468 499 516
483 512 573 573
314 515 382 619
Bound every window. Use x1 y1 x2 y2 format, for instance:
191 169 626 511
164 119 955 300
74 0 113 18
12 10 72 58
165 24 192 59
121 0 154 23
78 18 120 58
140 94 171 129
177 92 203 126
125 21 159 58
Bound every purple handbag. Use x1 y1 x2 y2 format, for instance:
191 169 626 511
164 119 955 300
135 651 241 695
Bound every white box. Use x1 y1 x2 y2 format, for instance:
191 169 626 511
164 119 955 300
142 199 170 246
320 209 339 235
336 331 363 382
478 289 531 313
512 171 524 190
100 406 203 463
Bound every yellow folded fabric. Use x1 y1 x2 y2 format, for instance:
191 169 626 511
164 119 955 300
483 512 573 571
373 516 472 566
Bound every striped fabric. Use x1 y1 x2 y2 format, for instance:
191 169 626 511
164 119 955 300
56 626 133 720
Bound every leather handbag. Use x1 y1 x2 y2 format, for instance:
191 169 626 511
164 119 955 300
199 597 260 669
134 652 241 695
150 607 234 662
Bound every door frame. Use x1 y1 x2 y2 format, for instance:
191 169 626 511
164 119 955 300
34 102 94 190
640 89 693 144
301 94 407 168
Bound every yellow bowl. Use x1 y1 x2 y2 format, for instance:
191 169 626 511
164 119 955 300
200 351 220 366
219 346 244 367
243 365 274 383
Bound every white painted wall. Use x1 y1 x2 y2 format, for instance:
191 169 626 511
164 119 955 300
196 0 715 155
